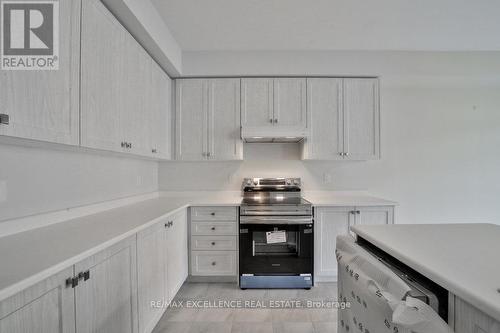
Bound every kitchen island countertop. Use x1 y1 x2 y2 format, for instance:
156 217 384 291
351 223 500 322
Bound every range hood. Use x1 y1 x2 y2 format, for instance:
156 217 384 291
241 127 308 143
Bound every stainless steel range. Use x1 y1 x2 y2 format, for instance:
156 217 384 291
239 178 313 289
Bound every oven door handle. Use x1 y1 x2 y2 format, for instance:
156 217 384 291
240 216 313 225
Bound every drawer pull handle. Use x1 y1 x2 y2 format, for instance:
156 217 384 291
211 261 216 266
211 242 216 246
211 227 216 231
211 212 216 216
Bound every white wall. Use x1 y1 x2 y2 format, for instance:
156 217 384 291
159 51 500 225
0 143 158 222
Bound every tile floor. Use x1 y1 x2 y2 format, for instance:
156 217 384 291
153 282 338 333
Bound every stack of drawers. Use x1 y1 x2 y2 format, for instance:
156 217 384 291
190 206 238 276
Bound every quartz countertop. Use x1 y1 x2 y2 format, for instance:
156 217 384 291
351 223 500 322
0 190 394 302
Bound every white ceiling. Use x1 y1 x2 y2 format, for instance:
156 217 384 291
151 0 500 51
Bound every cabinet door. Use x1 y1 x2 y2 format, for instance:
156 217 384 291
175 79 208 160
354 206 394 226
303 78 343 160
75 237 138 333
150 61 171 159
454 296 500 333
273 78 307 130
166 209 188 299
241 78 274 128
137 222 167 333
121 38 152 157
0 267 75 333
80 0 124 152
207 79 243 160
0 0 80 145
314 207 352 281
343 78 380 160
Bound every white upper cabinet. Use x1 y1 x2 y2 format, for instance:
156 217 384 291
303 78 380 160
175 78 243 161
150 61 172 160
241 78 307 135
241 78 274 128
207 79 243 160
175 79 207 160
81 0 170 159
273 78 307 130
343 78 380 160
0 0 80 145
80 0 124 152
302 78 343 160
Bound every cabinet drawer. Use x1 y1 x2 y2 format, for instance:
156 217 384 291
191 206 237 221
191 222 237 236
191 251 237 276
191 236 238 251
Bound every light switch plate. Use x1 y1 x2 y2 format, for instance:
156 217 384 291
0 181 6 202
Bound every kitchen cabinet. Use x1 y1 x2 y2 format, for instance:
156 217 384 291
314 205 394 282
302 78 380 160
189 206 238 277
0 0 80 145
165 209 189 300
241 78 307 134
74 236 138 333
175 79 242 161
150 61 172 159
240 78 274 128
353 206 394 226
81 0 170 159
137 221 168 333
302 78 343 160
314 207 351 281
80 0 124 153
343 78 380 160
0 267 76 333
454 296 500 333
207 79 243 160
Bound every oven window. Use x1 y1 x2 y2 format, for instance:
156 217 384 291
252 230 299 256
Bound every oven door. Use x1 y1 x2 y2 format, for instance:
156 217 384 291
239 216 313 275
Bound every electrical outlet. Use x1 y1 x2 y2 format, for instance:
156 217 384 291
323 173 332 184
0 180 6 202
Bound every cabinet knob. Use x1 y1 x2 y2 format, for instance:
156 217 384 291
210 212 215 216
83 270 90 281
165 223 168 228
0 114 10 125
274 118 278 123
269 119 273 123
211 226 216 231
211 242 216 246
345 152 349 156
339 152 344 156
152 148 157 154
211 261 216 266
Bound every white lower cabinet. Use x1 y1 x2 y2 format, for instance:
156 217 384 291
166 209 189 300
454 296 500 333
74 236 138 333
189 206 239 277
191 251 238 276
137 222 168 333
136 209 188 333
314 205 394 282
0 267 76 333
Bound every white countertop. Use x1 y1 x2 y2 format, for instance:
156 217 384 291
303 191 397 206
351 223 500 322
0 190 394 302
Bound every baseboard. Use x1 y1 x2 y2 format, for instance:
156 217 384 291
187 275 238 283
